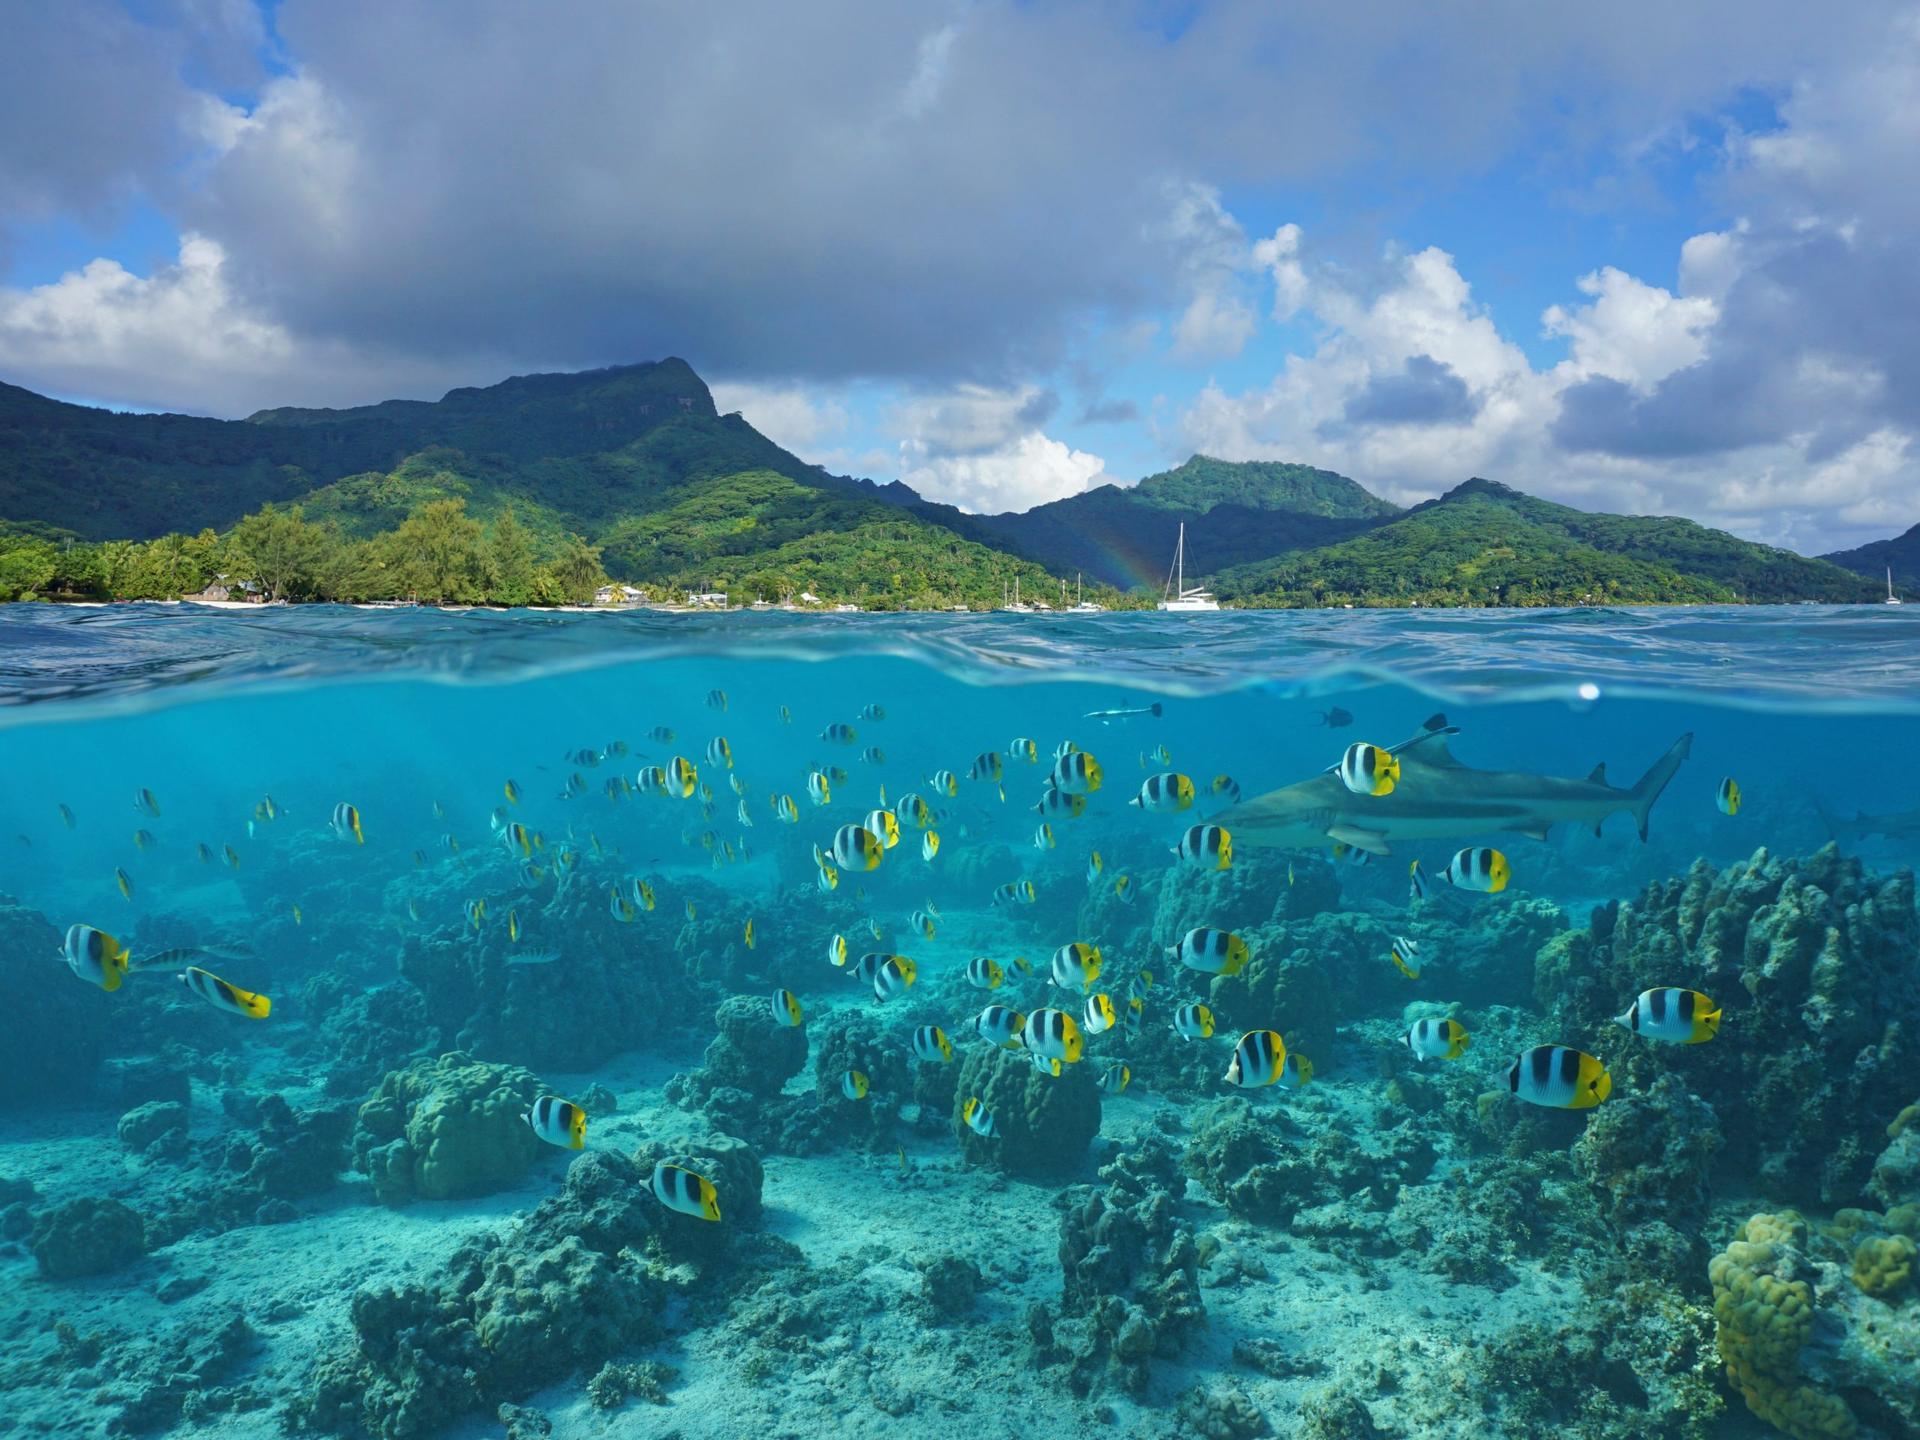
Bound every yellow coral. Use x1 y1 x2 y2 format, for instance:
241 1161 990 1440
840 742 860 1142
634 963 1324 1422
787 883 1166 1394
1824 1209 1875 1246
1850 1234 1915 1299
1889 1101 1919 1139
1886 1204 1920 1240
1709 1213 1857 1440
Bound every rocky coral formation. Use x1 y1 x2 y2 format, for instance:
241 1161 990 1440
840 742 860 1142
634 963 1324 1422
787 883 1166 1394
1571 1075 1720 1230
396 870 702 1072
1028 1135 1205 1396
663 995 811 1148
1538 846 1919 1205
952 1044 1100 1178
352 1052 542 1206
1183 1096 1436 1229
1868 1101 1920 1210
298 1137 764 1440
301 977 436 1098
117 1099 190 1160
31 1196 146 1278
694 993 809 1097
1710 1209 1920 1440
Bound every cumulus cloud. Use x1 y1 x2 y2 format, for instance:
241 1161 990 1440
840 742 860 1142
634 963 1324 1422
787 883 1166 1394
1339 356 1477 427
4 0 1920 554
0 234 480 414
709 381 852 455
7 0 1909 411
899 431 1109 516
1181 205 1920 552
889 384 1108 513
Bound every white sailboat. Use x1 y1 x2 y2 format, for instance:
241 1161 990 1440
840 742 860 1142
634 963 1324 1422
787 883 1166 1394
1888 567 1904 606
998 577 1034 614
1067 573 1104 613
1156 523 1219 612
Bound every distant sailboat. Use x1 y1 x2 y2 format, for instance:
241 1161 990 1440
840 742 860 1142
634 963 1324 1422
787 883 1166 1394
1156 523 1219 612
998 577 1034 614
1067 573 1104 614
1888 567 1904 606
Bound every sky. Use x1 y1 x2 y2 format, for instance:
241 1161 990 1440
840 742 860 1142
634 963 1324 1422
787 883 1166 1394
3 1 1917 554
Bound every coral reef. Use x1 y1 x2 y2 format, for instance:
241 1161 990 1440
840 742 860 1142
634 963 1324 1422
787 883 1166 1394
1571 1074 1720 1230
662 995 811 1148
395 873 703 1072
352 1052 542 1206
30 1196 146 1278
117 1099 190 1160
1028 1135 1205 1396
952 1044 1100 1178
1868 1101 1920 1209
1709 1209 1920 1440
1183 1096 1436 1229
1538 845 1919 1205
299 1148 683 1439
301 977 436 1098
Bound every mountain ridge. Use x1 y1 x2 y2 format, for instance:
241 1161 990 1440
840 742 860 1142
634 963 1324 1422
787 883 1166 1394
1822 523 1920 593
0 359 1894 606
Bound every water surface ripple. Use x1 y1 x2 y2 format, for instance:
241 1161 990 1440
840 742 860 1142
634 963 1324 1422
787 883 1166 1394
1 602 1916 722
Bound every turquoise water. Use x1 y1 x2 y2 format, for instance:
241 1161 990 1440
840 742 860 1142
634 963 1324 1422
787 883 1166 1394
2 604 1917 1439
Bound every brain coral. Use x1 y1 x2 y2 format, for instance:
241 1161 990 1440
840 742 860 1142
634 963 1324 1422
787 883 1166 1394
352 1051 543 1206
1705 1206 1920 1440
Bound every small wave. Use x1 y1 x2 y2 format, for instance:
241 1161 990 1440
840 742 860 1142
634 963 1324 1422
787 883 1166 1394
0 603 1916 726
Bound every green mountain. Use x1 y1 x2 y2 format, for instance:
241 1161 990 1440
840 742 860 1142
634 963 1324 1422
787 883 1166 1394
1214 477 1882 606
952 456 1400 589
0 360 1067 607
0 358 1896 607
1822 525 1920 595
0 359 831 541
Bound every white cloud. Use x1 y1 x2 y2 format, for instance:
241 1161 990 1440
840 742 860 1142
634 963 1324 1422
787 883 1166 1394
1177 210 1920 551
1164 183 1258 363
1252 223 1308 321
709 381 851 454
900 431 1108 515
1542 267 1717 391
0 233 478 414
887 383 1107 512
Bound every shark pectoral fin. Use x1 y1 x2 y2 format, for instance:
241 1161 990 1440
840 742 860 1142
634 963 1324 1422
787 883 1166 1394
1327 825 1391 856
1512 824 1551 841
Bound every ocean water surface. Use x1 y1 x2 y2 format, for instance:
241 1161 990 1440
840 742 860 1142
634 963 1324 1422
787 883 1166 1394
2 604 1917 1440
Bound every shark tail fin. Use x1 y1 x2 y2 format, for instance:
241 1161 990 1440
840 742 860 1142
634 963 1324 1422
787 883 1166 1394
1811 797 1839 840
1628 733 1693 841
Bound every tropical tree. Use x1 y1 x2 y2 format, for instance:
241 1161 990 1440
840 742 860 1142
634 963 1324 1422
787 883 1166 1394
387 499 487 604
546 532 608 605
226 505 336 601
486 506 538 606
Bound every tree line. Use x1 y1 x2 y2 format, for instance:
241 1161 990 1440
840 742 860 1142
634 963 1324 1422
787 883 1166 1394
0 499 608 605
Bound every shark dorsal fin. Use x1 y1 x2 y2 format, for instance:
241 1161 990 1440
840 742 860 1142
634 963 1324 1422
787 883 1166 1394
1392 713 1464 766
1587 762 1607 784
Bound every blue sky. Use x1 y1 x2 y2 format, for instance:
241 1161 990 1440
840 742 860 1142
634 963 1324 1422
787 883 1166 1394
3 1 1917 553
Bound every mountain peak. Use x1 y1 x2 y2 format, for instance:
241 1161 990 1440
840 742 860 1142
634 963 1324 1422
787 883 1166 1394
1437 476 1524 503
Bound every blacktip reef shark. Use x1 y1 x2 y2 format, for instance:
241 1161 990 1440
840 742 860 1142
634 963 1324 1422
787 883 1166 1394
1084 702 1164 722
1814 799 1920 846
1215 713 1692 854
